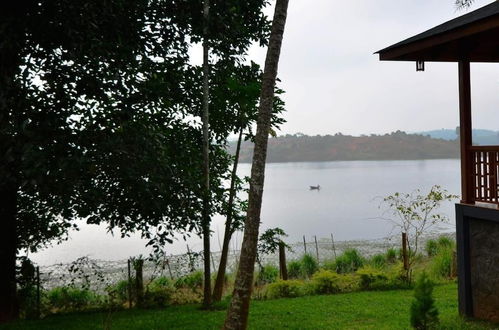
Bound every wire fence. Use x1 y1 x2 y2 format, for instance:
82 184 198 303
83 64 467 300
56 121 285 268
37 232 454 293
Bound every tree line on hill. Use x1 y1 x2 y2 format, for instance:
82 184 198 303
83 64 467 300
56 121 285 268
230 131 460 163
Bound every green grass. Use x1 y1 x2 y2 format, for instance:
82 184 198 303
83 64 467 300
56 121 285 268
2 283 495 329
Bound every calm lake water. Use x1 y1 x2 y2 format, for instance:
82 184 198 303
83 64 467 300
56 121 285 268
32 159 460 266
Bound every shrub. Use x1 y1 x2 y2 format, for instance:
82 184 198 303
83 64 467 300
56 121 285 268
301 254 318 278
170 288 202 305
334 249 364 274
287 260 302 279
143 286 174 308
106 279 133 305
436 236 454 250
265 280 304 299
17 258 38 319
18 285 38 319
385 248 398 263
337 274 360 292
357 266 389 290
47 287 100 312
174 271 203 290
256 265 279 285
140 276 174 308
311 270 340 294
150 276 172 289
370 254 386 269
410 272 439 329
425 239 438 257
430 248 453 279
321 258 336 272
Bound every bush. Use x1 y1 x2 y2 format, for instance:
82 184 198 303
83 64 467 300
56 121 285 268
301 254 318 278
47 287 100 312
321 258 336 272
256 265 279 285
357 266 389 290
370 254 386 269
436 236 454 250
140 276 174 308
334 249 364 274
425 239 438 257
143 286 173 308
265 280 304 299
430 248 454 279
174 271 203 290
106 279 133 305
287 260 302 279
170 288 202 305
410 272 439 329
311 270 340 294
18 285 38 319
150 276 172 289
385 248 398 263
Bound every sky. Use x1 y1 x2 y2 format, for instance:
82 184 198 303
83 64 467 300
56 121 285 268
243 0 499 136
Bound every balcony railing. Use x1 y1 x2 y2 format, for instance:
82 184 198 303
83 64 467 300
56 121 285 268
471 146 499 204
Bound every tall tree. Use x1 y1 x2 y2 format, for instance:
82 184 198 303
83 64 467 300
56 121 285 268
201 0 212 308
0 0 212 321
223 0 289 328
0 0 272 321
212 63 285 302
178 0 272 307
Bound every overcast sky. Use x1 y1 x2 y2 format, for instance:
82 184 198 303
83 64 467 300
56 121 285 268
242 0 499 136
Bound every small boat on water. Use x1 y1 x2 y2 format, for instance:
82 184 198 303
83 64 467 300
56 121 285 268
309 184 320 190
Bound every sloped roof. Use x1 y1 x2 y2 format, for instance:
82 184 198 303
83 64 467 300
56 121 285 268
377 2 499 62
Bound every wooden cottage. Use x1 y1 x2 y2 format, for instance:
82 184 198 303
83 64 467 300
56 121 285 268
377 2 499 322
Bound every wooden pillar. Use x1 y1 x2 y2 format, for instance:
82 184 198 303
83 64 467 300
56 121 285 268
458 60 474 204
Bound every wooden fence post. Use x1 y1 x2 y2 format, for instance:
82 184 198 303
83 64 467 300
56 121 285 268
278 242 288 280
314 236 320 263
330 233 337 259
36 266 40 319
303 235 307 254
127 259 132 308
135 259 144 308
165 259 173 279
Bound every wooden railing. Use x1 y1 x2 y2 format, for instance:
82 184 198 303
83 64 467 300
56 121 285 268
470 146 499 204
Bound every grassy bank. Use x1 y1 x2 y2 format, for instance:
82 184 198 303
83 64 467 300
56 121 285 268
2 283 495 330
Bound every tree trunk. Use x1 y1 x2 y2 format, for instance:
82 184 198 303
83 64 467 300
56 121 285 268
213 126 244 302
0 185 19 322
278 242 288 280
201 0 212 309
223 0 289 328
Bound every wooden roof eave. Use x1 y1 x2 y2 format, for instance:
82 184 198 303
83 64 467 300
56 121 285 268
377 15 499 62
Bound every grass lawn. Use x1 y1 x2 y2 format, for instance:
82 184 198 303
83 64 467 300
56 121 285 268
2 283 496 329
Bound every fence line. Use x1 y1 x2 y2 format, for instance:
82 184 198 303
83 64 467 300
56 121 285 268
37 232 454 292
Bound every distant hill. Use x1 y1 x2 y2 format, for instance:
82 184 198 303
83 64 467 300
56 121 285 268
230 131 460 163
418 128 499 145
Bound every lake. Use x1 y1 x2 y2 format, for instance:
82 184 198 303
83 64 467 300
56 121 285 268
31 159 460 266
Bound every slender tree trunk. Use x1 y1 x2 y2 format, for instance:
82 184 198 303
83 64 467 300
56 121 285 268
0 7 25 322
213 126 244 302
223 1 289 328
278 242 288 280
201 0 212 309
0 185 19 322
